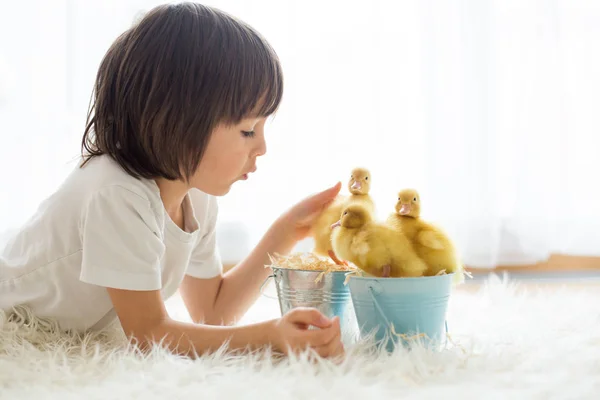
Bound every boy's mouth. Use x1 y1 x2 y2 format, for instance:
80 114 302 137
240 166 257 181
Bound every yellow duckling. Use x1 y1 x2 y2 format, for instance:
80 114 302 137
346 167 375 214
386 189 464 283
330 204 427 277
311 167 375 265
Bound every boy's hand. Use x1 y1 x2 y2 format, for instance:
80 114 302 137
271 308 344 358
270 182 342 250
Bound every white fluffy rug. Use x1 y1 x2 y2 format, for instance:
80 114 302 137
1 275 600 400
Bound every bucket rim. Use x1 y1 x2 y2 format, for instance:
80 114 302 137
268 265 354 274
348 272 455 281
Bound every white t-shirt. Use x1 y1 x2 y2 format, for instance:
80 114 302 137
0 155 222 331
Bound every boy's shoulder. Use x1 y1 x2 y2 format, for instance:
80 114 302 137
65 155 218 223
70 155 161 204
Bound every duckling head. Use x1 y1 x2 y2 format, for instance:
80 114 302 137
331 204 372 230
395 189 421 218
348 167 371 195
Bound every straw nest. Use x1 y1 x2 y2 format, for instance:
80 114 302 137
266 252 355 272
265 252 359 283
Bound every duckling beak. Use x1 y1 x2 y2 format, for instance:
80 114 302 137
399 204 411 215
351 181 361 190
330 220 342 230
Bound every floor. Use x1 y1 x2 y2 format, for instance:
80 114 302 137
465 269 600 290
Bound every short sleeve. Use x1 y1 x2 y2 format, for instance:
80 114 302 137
79 185 166 291
185 194 223 279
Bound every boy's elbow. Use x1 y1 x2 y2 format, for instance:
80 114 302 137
202 315 229 326
122 318 172 352
192 309 228 326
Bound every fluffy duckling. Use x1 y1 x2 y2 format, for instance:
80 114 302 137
330 204 427 278
386 189 464 283
347 167 375 214
311 168 375 265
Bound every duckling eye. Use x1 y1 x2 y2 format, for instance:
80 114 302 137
397 197 400 200
343 211 347 215
365 176 368 180
413 197 417 202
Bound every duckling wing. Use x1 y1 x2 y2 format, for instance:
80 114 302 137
417 230 445 250
352 230 370 256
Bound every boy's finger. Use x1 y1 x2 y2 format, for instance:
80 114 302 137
306 327 337 347
305 182 341 208
289 307 332 328
316 335 344 358
314 323 343 357
305 317 340 346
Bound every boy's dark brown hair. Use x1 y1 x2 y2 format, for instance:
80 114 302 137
81 2 283 181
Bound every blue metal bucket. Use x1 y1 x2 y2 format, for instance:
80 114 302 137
348 274 453 352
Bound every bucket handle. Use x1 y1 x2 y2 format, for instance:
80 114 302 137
368 286 449 349
368 286 393 327
259 271 280 300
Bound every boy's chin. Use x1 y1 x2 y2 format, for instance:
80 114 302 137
191 182 232 196
204 186 231 196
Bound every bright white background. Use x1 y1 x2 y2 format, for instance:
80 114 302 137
1 0 599 268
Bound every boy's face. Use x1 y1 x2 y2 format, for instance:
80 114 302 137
190 117 267 195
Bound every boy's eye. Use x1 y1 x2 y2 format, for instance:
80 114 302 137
241 130 255 138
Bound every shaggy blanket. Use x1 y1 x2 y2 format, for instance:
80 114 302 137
1 275 599 400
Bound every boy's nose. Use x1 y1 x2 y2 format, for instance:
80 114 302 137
255 136 267 157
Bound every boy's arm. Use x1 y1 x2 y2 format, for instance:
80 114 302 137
180 183 341 326
106 287 342 357
180 220 295 326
